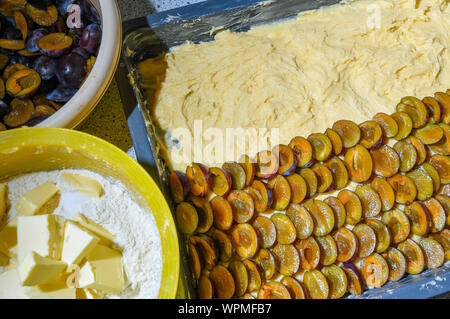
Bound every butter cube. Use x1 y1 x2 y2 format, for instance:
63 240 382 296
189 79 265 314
18 251 67 286
15 181 60 216
24 275 76 299
0 183 9 222
77 288 104 299
0 269 28 299
17 215 65 263
61 221 99 266
62 173 103 198
73 213 115 246
78 244 124 293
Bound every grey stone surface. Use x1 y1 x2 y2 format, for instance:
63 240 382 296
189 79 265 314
117 0 205 20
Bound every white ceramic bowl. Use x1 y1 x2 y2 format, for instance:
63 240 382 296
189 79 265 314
37 0 122 129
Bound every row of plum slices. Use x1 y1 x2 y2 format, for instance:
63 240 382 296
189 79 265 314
0 0 102 130
170 90 450 299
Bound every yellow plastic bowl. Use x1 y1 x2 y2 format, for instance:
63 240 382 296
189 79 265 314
0 127 179 299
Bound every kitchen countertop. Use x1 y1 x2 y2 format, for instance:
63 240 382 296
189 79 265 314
79 0 449 300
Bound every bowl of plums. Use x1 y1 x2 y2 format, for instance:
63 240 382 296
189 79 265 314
0 0 121 130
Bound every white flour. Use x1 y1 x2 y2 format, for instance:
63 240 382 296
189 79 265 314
2 169 163 299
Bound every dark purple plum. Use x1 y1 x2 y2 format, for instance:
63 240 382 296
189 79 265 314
26 28 48 53
0 100 9 118
80 23 101 54
80 0 101 24
28 0 52 10
33 55 57 80
39 77 59 94
56 53 86 88
56 0 76 16
46 87 77 102
71 47 89 59
26 115 49 127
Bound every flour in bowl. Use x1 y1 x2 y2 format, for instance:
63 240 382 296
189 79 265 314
2 169 163 299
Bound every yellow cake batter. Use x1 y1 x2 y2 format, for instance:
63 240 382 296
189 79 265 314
139 0 450 171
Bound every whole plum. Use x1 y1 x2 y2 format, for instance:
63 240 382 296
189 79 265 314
56 52 86 88
80 23 101 54
33 55 57 80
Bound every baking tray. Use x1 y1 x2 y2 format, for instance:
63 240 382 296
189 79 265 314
116 0 450 299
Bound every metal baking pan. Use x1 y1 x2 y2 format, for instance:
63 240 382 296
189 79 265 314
116 0 450 299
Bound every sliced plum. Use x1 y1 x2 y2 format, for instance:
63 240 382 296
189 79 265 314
323 196 346 229
175 202 198 235
406 168 434 201
254 248 277 280
211 196 233 231
316 234 338 266
359 120 383 149
434 92 450 124
371 177 395 212
281 277 307 299
304 200 335 237
210 265 235 299
397 238 425 275
285 203 314 240
332 227 358 263
324 156 349 190
393 140 417 172
430 155 450 185
418 238 445 269
366 219 391 254
271 213 296 245
228 260 248 297
272 144 296 176
211 228 233 263
429 123 450 155
222 161 246 190
404 136 427 165
353 223 376 258
360 253 389 288
435 195 450 226
257 281 291 299
286 173 307 204
289 136 313 168
186 163 210 197
355 185 382 218
255 150 278 179
383 247 406 282
210 167 232 196
246 180 272 213
423 198 446 233
239 154 256 187
243 259 263 293
6 68 41 97
0 39 25 50
272 243 300 276
326 128 343 156
298 167 318 199
422 96 442 124
391 111 413 140
227 190 254 224
3 97 33 127
296 236 320 270
342 263 364 295
311 163 333 194
322 264 347 299
307 133 332 162
252 216 276 249
169 171 191 204
430 229 450 261
338 189 362 225
38 33 72 57
373 112 398 138
303 269 329 299
191 197 214 234
270 174 291 211
198 275 213 299
387 173 417 204
414 124 444 145
370 145 400 178
381 209 410 244
397 97 428 128
188 243 202 280
332 120 361 148
404 201 432 236
344 144 373 183
189 235 218 271
230 223 259 258
25 3 58 26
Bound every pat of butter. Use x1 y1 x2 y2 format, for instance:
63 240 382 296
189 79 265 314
62 173 103 198
17 215 65 263
73 213 115 246
0 269 28 299
0 183 9 222
15 181 60 216
78 288 104 299
24 275 76 299
78 244 124 293
61 221 99 266
18 251 67 286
